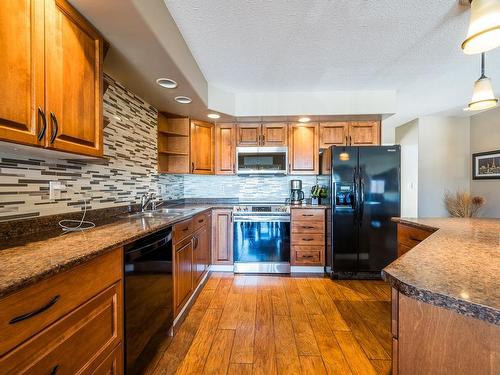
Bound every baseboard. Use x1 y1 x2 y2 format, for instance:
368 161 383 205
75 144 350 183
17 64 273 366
291 266 325 273
209 264 234 272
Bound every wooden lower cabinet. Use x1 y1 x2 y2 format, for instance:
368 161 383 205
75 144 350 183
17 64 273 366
0 248 124 374
173 212 212 317
391 289 500 374
396 223 433 257
90 344 123 375
211 209 233 265
291 208 325 266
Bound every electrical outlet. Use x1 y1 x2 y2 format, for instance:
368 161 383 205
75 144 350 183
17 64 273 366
49 181 65 200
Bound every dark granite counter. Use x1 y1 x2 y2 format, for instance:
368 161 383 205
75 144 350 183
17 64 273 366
0 205 214 299
383 217 500 326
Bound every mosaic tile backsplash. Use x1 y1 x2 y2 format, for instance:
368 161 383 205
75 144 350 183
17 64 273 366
182 175 330 202
0 74 183 222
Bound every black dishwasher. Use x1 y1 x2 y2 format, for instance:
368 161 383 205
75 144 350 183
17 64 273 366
124 228 173 374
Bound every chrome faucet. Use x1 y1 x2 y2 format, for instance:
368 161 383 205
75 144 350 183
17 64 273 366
140 193 154 212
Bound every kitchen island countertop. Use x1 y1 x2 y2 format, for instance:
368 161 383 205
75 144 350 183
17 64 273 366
383 217 500 325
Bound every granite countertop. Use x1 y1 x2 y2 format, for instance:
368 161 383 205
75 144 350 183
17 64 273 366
0 205 216 299
383 217 500 326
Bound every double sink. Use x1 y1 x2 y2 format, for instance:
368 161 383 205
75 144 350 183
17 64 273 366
122 207 199 220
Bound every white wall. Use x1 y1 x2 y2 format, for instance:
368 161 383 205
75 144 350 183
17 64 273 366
395 119 419 217
470 107 500 218
417 116 470 217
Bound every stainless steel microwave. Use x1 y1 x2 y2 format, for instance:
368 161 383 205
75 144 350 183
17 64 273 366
236 147 288 175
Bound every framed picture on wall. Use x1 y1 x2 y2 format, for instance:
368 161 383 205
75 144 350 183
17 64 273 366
472 150 500 180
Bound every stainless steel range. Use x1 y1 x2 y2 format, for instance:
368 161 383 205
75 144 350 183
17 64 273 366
232 204 290 274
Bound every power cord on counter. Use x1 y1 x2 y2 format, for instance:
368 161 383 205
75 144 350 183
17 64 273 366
58 188 96 232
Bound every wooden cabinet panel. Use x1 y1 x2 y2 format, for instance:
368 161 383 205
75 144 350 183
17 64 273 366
89 344 123 375
289 123 319 175
236 123 261 146
0 0 45 147
0 282 122 375
319 122 349 148
211 209 233 265
193 224 210 286
291 221 325 234
215 123 235 175
174 239 193 313
45 0 103 156
291 234 325 246
190 120 214 174
292 247 323 265
397 293 500 375
0 248 122 356
291 208 325 222
348 121 380 146
262 123 287 146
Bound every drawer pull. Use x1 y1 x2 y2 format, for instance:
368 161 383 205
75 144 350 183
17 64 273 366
198 219 204 223
302 255 314 258
9 295 60 324
50 365 59 375
182 228 189 232
302 226 315 229
302 214 314 217
302 238 314 241
409 236 422 242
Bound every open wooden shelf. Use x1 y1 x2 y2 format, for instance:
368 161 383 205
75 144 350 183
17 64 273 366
158 113 190 174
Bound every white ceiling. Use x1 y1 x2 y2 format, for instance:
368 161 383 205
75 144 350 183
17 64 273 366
165 0 500 139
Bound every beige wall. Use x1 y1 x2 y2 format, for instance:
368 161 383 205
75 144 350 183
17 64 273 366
470 107 500 218
395 119 419 217
417 116 470 217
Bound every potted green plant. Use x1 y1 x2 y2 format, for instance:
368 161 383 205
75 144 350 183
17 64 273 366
311 184 328 205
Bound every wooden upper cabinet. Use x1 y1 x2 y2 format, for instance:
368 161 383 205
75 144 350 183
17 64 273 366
289 123 319 175
348 121 380 146
236 123 261 146
0 0 45 147
190 120 214 174
262 123 287 146
45 0 103 156
320 122 349 148
215 123 235 175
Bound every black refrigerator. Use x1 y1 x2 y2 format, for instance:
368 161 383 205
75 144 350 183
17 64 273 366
329 145 400 278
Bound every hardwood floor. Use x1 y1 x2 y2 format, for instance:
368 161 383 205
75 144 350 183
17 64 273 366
150 273 392 375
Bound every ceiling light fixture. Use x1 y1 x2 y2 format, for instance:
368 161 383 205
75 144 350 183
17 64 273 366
156 78 178 89
174 96 192 104
466 52 498 111
462 0 500 54
207 113 220 119
298 117 311 123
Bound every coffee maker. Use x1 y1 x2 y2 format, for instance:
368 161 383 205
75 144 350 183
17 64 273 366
290 180 305 205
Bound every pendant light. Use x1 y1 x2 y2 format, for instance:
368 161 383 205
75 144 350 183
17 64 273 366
462 0 500 54
466 53 498 111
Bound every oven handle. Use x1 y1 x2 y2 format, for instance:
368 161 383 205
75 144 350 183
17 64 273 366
233 216 290 223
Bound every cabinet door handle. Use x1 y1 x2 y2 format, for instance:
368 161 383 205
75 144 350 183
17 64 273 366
191 162 195 173
37 107 47 141
262 134 265 145
49 112 58 144
349 136 352 145
232 163 235 173
50 365 59 375
9 295 60 324
345 136 348 145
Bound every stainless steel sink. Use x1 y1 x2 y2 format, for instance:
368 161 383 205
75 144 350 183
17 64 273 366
154 208 198 214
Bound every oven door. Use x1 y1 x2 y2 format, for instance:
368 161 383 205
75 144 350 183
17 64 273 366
236 146 288 175
233 215 290 273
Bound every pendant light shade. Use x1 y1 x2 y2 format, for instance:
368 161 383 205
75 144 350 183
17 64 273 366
466 53 498 111
462 0 500 55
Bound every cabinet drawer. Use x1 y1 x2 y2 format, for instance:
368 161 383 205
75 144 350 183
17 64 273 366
0 282 122 374
193 212 209 232
173 218 193 244
291 221 324 234
397 224 432 248
292 247 323 265
291 233 325 246
291 209 325 222
0 248 122 356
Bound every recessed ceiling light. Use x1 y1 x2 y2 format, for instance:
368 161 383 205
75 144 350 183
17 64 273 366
298 117 311 123
207 113 220 119
174 96 192 104
156 78 178 89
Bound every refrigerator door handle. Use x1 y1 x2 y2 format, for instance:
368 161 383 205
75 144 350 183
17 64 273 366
359 167 365 224
352 167 357 213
